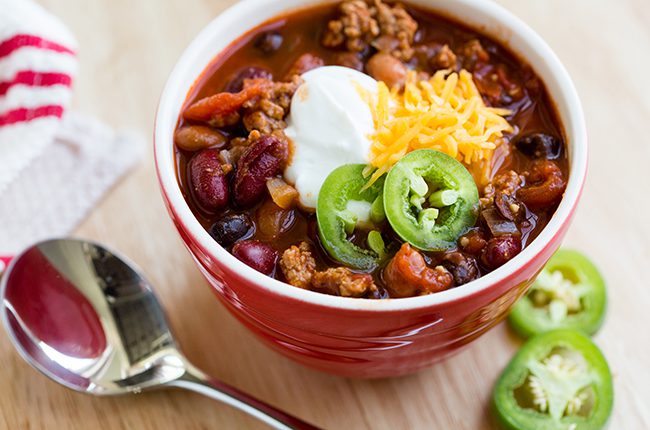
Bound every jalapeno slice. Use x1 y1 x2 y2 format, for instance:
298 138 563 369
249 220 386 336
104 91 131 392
509 250 607 338
383 149 479 251
316 164 386 270
493 329 613 430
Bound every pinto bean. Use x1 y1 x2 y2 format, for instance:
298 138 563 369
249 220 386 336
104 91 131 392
517 160 566 209
481 235 522 270
232 240 278 276
224 67 273 93
233 134 289 208
383 243 453 297
187 149 229 213
366 52 407 88
174 126 228 151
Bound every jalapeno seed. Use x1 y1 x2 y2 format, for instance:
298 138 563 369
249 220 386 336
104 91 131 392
509 249 607 338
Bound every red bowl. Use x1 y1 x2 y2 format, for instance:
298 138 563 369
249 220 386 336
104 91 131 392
154 0 587 378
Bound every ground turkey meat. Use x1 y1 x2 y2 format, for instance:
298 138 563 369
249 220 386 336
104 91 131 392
373 0 418 61
312 268 378 298
430 44 458 70
241 75 302 134
322 0 418 61
481 170 523 207
481 170 525 221
279 242 378 297
279 242 317 289
457 39 490 71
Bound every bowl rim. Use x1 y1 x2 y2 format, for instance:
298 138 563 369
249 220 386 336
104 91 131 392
154 0 588 312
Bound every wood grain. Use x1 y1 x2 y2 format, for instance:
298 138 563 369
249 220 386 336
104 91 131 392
1 0 649 428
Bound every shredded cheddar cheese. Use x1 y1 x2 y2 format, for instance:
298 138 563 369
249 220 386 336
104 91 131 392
361 69 513 188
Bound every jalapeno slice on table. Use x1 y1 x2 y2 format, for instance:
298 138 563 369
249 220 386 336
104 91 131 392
383 149 479 251
493 329 613 430
509 250 607 338
317 164 386 270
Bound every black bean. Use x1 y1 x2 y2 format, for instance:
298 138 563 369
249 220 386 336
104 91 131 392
209 214 254 247
515 132 562 160
494 192 522 221
255 31 283 54
442 252 480 286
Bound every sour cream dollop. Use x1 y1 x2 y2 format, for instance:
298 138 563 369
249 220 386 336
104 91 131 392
284 66 378 209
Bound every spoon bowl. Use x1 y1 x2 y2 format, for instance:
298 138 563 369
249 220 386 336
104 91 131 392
0 238 318 429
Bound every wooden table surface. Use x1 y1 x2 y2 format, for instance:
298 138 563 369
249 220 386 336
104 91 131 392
2 0 649 428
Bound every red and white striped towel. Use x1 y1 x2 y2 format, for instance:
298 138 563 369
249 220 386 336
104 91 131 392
0 0 77 191
0 0 143 255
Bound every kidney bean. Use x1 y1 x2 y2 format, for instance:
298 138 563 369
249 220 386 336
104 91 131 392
333 52 363 71
224 67 273 93
481 235 522 270
232 240 278 276
174 126 228 151
209 214 254 246
517 160 566 209
255 31 283 54
442 252 480 286
474 63 524 106
366 53 407 89
286 53 325 78
256 200 295 240
233 135 288 208
188 149 229 213
515 132 562 160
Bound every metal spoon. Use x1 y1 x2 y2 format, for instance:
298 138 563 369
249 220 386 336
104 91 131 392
0 238 319 430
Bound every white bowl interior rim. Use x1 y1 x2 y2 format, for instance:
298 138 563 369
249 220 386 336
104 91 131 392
154 0 587 312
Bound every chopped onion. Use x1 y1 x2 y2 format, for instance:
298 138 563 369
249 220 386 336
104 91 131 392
266 178 298 209
219 149 232 165
482 208 519 236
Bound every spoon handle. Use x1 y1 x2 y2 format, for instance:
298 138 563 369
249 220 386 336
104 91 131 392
168 365 321 430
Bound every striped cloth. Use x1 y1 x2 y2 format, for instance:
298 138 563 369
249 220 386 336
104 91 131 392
0 0 143 256
0 0 77 192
